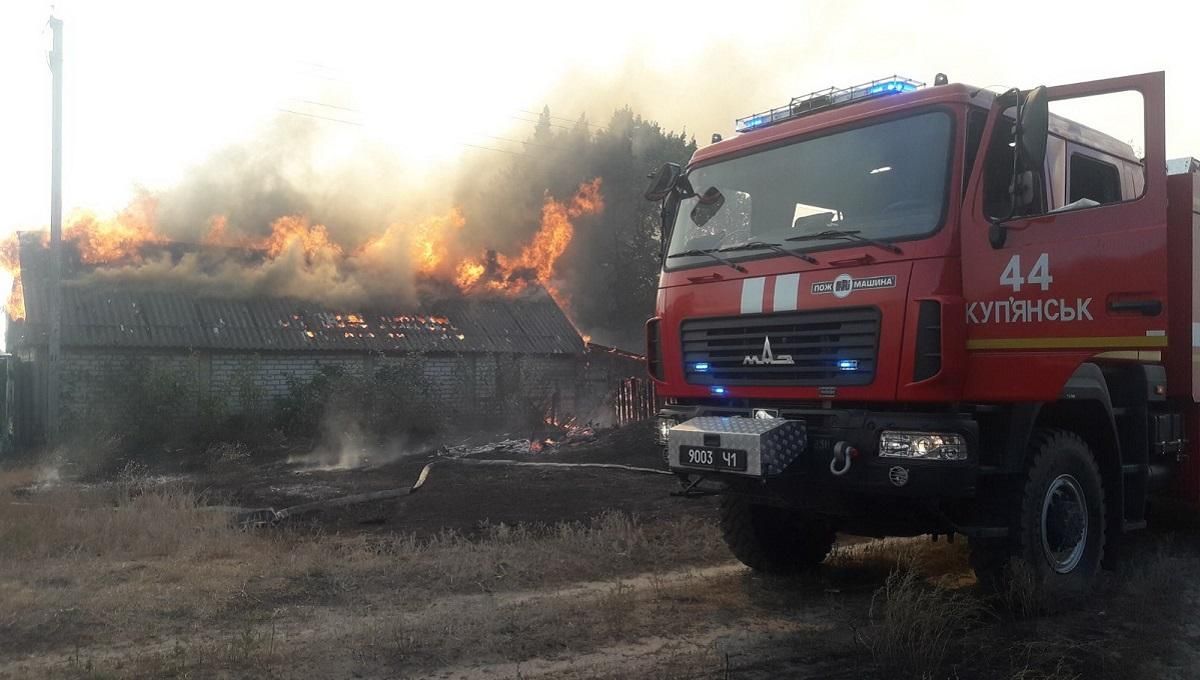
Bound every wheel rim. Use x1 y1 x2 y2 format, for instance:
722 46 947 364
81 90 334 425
1040 473 1088 574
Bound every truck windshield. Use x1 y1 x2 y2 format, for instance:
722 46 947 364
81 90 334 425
666 111 953 267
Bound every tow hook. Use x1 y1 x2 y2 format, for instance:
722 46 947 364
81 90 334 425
829 441 858 476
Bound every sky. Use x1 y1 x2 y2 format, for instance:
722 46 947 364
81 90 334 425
2 0 1198 235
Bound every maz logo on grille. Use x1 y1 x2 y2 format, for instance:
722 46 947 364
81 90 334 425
681 307 881 387
742 337 794 366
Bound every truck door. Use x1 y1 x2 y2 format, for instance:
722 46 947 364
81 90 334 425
960 72 1168 401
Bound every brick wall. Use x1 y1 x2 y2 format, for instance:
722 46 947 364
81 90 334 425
59 350 198 435
48 348 589 438
209 354 366 410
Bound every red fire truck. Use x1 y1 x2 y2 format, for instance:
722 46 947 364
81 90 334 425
645 72 1199 596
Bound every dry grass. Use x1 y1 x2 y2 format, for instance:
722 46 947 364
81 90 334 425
9 463 1200 680
865 560 984 678
1114 539 1190 624
2 483 234 564
826 536 972 586
0 467 732 677
342 566 804 675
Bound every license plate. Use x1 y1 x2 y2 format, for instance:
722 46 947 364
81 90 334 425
678 445 748 472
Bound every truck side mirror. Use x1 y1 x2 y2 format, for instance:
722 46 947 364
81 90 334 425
989 85 1049 249
644 163 683 201
1019 86 1049 171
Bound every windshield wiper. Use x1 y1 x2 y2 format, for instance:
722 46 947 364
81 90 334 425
667 248 748 273
785 228 902 255
718 241 818 264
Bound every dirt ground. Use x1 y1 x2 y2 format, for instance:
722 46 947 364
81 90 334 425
3 423 1200 679
194 422 700 537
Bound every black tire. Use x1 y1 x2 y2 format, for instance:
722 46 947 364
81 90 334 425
970 428 1106 604
719 495 835 573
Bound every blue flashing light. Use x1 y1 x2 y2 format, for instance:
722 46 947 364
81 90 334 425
740 115 769 130
735 76 924 134
837 359 859 371
866 80 919 95
711 386 727 395
694 362 710 372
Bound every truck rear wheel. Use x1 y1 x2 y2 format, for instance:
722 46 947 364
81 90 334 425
719 496 835 573
971 429 1106 604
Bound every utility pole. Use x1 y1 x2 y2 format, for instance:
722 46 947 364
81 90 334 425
47 16 63 446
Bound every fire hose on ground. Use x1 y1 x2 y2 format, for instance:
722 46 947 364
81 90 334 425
232 458 675 527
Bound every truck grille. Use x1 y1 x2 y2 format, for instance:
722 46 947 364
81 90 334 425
681 307 881 386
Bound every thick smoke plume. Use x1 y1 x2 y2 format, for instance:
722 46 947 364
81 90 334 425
3 47 741 346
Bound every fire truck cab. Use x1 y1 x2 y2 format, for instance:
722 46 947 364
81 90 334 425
646 72 1199 596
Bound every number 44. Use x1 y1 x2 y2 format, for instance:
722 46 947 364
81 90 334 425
1000 253 1053 292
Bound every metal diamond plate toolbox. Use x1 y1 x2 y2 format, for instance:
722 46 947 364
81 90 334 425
668 416 806 477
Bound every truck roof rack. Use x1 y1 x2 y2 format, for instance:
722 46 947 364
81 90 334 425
735 76 925 134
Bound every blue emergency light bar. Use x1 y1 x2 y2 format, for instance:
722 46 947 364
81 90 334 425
735 76 925 134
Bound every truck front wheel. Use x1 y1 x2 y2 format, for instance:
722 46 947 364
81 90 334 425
719 496 835 573
971 429 1106 603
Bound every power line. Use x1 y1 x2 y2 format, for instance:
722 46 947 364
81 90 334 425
278 98 581 156
277 109 527 157
510 114 577 131
281 104 564 150
477 134 562 150
278 108 363 126
294 99 361 114
461 143 528 157
286 92 598 136
285 59 609 132
519 109 606 130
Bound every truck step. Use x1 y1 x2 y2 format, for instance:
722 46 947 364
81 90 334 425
1123 520 1148 532
1121 464 1145 475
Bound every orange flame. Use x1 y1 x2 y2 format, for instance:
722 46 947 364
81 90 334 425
203 215 233 246
0 178 603 326
455 260 486 289
0 195 168 320
410 209 466 275
65 194 166 264
454 178 604 307
258 215 342 262
0 235 24 320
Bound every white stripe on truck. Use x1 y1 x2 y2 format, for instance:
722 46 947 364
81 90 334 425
740 277 765 314
773 273 800 312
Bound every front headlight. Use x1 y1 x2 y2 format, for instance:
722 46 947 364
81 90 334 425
655 416 676 445
878 431 967 461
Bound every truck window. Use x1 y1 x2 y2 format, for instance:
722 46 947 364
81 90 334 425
1047 89 1145 210
1069 153 1122 204
665 111 953 267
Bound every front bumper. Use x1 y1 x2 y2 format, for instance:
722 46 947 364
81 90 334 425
658 403 979 500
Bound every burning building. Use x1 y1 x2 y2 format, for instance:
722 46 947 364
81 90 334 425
0 178 649 447
6 238 613 445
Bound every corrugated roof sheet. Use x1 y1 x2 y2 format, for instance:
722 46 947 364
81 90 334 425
20 287 584 354
15 240 584 354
